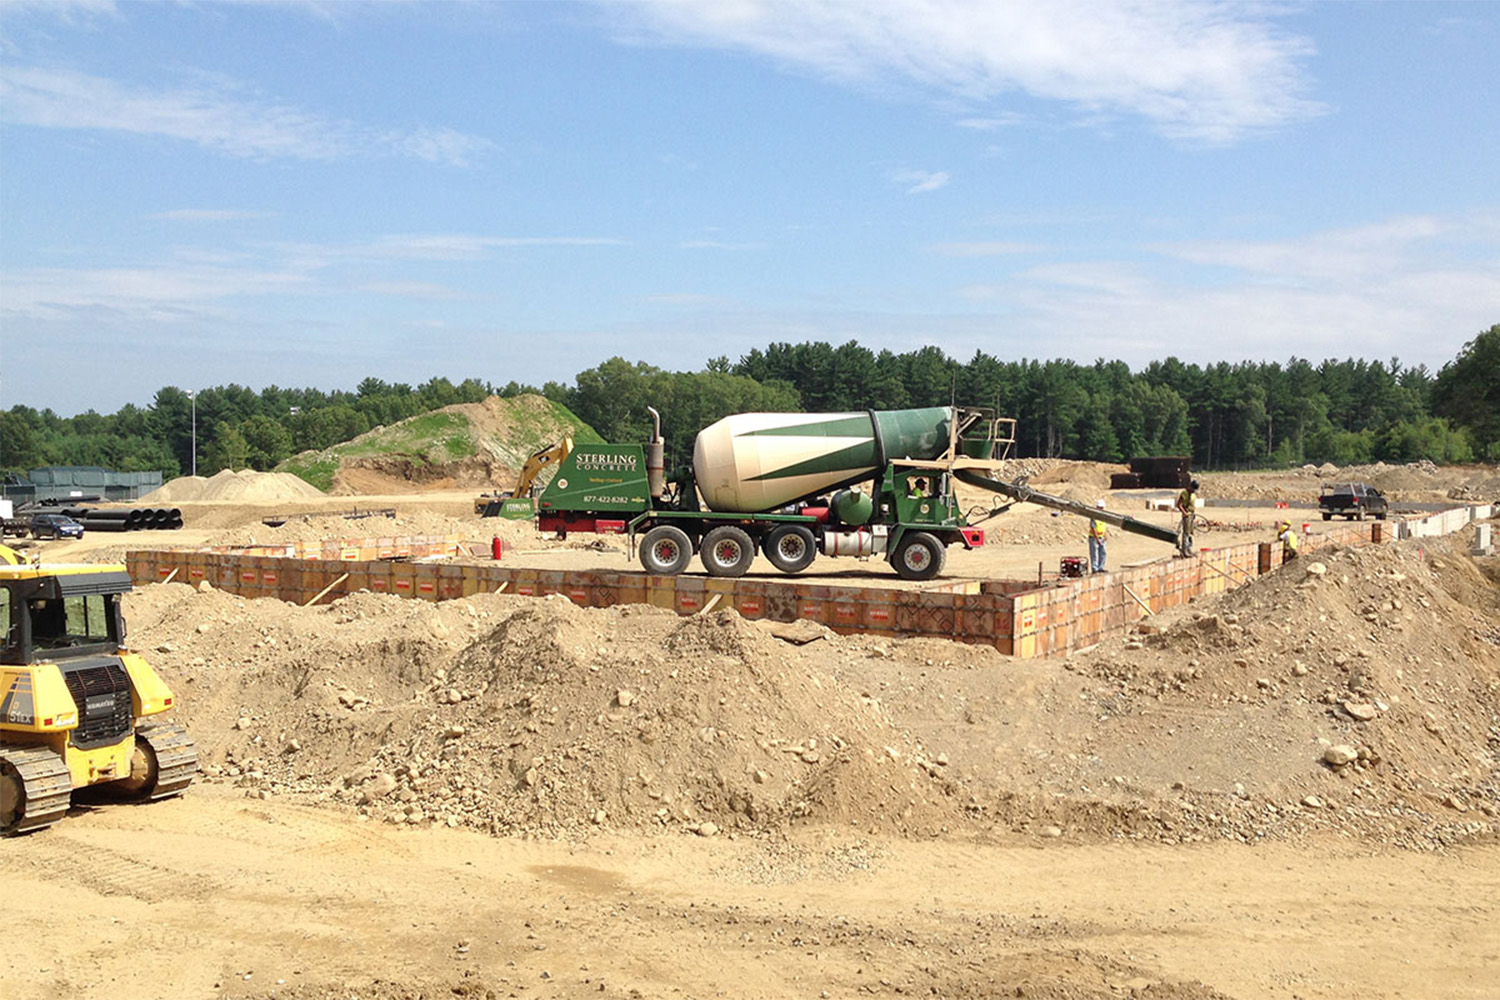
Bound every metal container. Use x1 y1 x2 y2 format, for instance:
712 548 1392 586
830 487 873 526
692 408 950 513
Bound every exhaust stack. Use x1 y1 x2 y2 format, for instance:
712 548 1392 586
645 406 666 499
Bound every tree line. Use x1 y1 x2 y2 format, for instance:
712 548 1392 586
2 325 1496 480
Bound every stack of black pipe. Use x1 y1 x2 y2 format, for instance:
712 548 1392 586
63 507 184 532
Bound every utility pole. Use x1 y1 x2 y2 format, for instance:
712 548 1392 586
189 390 197 477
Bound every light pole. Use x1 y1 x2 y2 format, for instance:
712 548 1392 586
188 390 197 477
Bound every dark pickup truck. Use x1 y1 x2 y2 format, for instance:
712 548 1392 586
1318 482 1388 521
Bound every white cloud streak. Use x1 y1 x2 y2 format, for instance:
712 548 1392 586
610 0 1324 143
0 233 625 320
929 240 1045 257
151 209 278 223
891 168 950 194
955 216 1500 365
0 66 492 166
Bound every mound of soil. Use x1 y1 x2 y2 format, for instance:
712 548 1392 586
127 587 963 840
142 469 324 503
325 394 592 495
1055 528 1500 848
124 517 1498 851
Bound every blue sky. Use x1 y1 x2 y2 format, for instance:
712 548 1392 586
2 0 1497 417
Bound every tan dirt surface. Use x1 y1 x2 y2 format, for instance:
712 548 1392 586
4 460 1497 999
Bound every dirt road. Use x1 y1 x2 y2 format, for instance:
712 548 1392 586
3 784 1496 1000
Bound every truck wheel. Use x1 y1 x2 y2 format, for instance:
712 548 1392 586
891 531 946 581
640 525 692 576
701 526 755 578
1322 513 1332 521
1355 509 1366 521
763 525 816 574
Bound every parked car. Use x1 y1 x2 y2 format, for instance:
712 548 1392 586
1318 482 1388 521
29 513 86 539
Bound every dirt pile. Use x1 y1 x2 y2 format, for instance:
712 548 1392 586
1203 462 1500 504
1063 529 1499 848
128 587 963 839
122 518 1497 851
321 394 596 494
142 469 325 503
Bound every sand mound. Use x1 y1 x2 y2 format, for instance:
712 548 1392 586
143 469 324 503
127 587 963 839
1065 529 1500 848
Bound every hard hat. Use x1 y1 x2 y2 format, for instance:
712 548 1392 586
1279 520 1289 529
1189 479 1200 490
1095 499 1106 508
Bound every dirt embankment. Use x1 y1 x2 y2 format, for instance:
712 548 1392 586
126 526 1498 851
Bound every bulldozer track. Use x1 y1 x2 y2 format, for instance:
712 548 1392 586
4 835 215 901
0 745 73 836
135 721 199 800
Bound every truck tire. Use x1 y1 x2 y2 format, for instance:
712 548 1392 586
763 525 817 574
1322 512 1332 521
891 531 945 581
701 525 755 578
640 525 692 576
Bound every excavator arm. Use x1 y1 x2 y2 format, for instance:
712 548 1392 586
479 437 575 518
513 437 573 498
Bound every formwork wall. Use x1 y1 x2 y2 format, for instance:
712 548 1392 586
126 507 1487 659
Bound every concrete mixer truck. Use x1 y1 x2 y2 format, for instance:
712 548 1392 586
532 405 1183 581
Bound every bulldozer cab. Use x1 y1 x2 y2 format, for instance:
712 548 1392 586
0 566 130 666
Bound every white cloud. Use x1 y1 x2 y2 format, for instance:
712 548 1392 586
643 293 721 305
892 168 949 194
0 66 491 165
344 234 627 261
953 216 1500 366
1151 216 1454 283
929 240 1045 257
0 232 624 320
0 263 312 321
151 209 278 223
609 0 1324 143
680 239 764 250
358 281 463 300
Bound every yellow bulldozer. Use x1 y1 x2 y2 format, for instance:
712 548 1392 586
1 563 196 835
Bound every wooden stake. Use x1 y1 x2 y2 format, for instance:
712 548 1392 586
697 593 722 616
1123 584 1154 616
305 572 350 607
160 568 180 585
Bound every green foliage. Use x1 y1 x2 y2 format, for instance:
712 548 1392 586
202 421 249 474
561 358 799 464
277 454 340 493
7 328 1497 480
1431 325 1500 460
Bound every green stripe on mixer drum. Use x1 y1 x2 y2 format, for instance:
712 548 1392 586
738 414 874 439
744 440 879 482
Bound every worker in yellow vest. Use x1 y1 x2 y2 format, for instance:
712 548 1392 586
1277 520 1299 561
1175 479 1199 555
1088 499 1109 573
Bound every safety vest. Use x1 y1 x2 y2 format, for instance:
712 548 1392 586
1280 529 1299 552
1089 518 1108 540
1176 489 1195 513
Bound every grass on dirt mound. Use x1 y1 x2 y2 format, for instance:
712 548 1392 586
278 394 601 491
